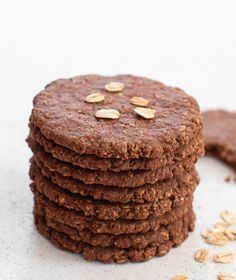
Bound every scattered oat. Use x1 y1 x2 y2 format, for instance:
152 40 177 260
218 272 234 280
104 82 124 92
130 96 149 107
95 109 120 119
85 92 104 103
134 107 156 119
225 229 236 240
194 248 210 263
220 211 236 225
171 275 188 280
214 251 234 263
205 232 229 246
202 222 229 239
212 222 230 233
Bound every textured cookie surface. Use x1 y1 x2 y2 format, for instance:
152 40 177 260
30 167 194 220
28 124 204 171
29 141 198 188
35 208 194 249
30 160 199 204
203 110 236 169
30 74 202 159
34 192 193 235
34 212 194 263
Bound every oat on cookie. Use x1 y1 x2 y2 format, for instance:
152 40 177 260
30 74 202 159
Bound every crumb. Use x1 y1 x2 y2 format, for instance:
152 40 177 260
224 176 231 182
224 175 236 183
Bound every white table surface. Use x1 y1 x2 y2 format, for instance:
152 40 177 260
1 1 236 279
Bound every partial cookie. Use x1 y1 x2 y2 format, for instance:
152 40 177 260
30 74 202 159
30 160 199 204
35 213 194 263
35 209 195 249
30 169 194 220
34 192 193 235
28 124 204 171
29 141 198 188
203 110 236 169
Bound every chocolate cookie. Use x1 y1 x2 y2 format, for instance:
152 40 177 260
30 168 194 220
34 192 193 235
203 110 236 169
29 141 198 188
30 160 199 204
30 74 202 160
34 213 194 263
28 124 204 172
35 209 194 249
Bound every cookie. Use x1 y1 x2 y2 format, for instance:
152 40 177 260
34 213 194 263
30 160 199 204
28 124 204 172
203 110 236 169
35 209 195 249
29 141 198 187
34 192 193 235
30 168 194 220
30 74 202 160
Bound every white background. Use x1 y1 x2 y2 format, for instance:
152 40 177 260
0 1 236 279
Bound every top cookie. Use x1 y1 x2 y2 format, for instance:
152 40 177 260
30 75 202 159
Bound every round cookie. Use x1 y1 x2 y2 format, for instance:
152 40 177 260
34 192 193 235
30 74 202 160
30 169 194 220
28 124 204 172
34 213 194 263
36 210 195 249
203 110 236 169
29 141 198 188
30 160 199 204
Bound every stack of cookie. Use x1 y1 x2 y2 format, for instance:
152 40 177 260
27 75 204 263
